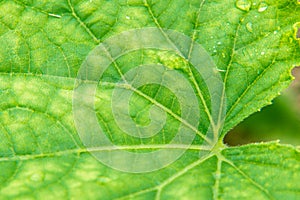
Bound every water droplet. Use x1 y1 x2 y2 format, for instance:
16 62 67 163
48 13 61 18
246 22 253 32
216 68 226 72
30 172 44 182
235 0 251 11
261 51 265 55
214 173 221 179
258 2 268 12
274 31 278 35
213 49 217 53
217 41 222 45
97 176 111 184
126 16 131 20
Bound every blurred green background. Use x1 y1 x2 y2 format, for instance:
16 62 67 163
224 67 300 146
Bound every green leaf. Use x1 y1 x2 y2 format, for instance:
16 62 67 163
0 0 300 199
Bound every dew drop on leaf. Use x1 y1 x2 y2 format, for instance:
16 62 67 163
97 176 111 184
258 2 268 12
235 0 251 11
246 22 253 32
30 172 44 182
213 172 221 179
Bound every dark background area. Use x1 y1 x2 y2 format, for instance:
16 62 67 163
224 67 300 146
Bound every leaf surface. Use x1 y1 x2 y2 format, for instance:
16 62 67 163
0 0 300 199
